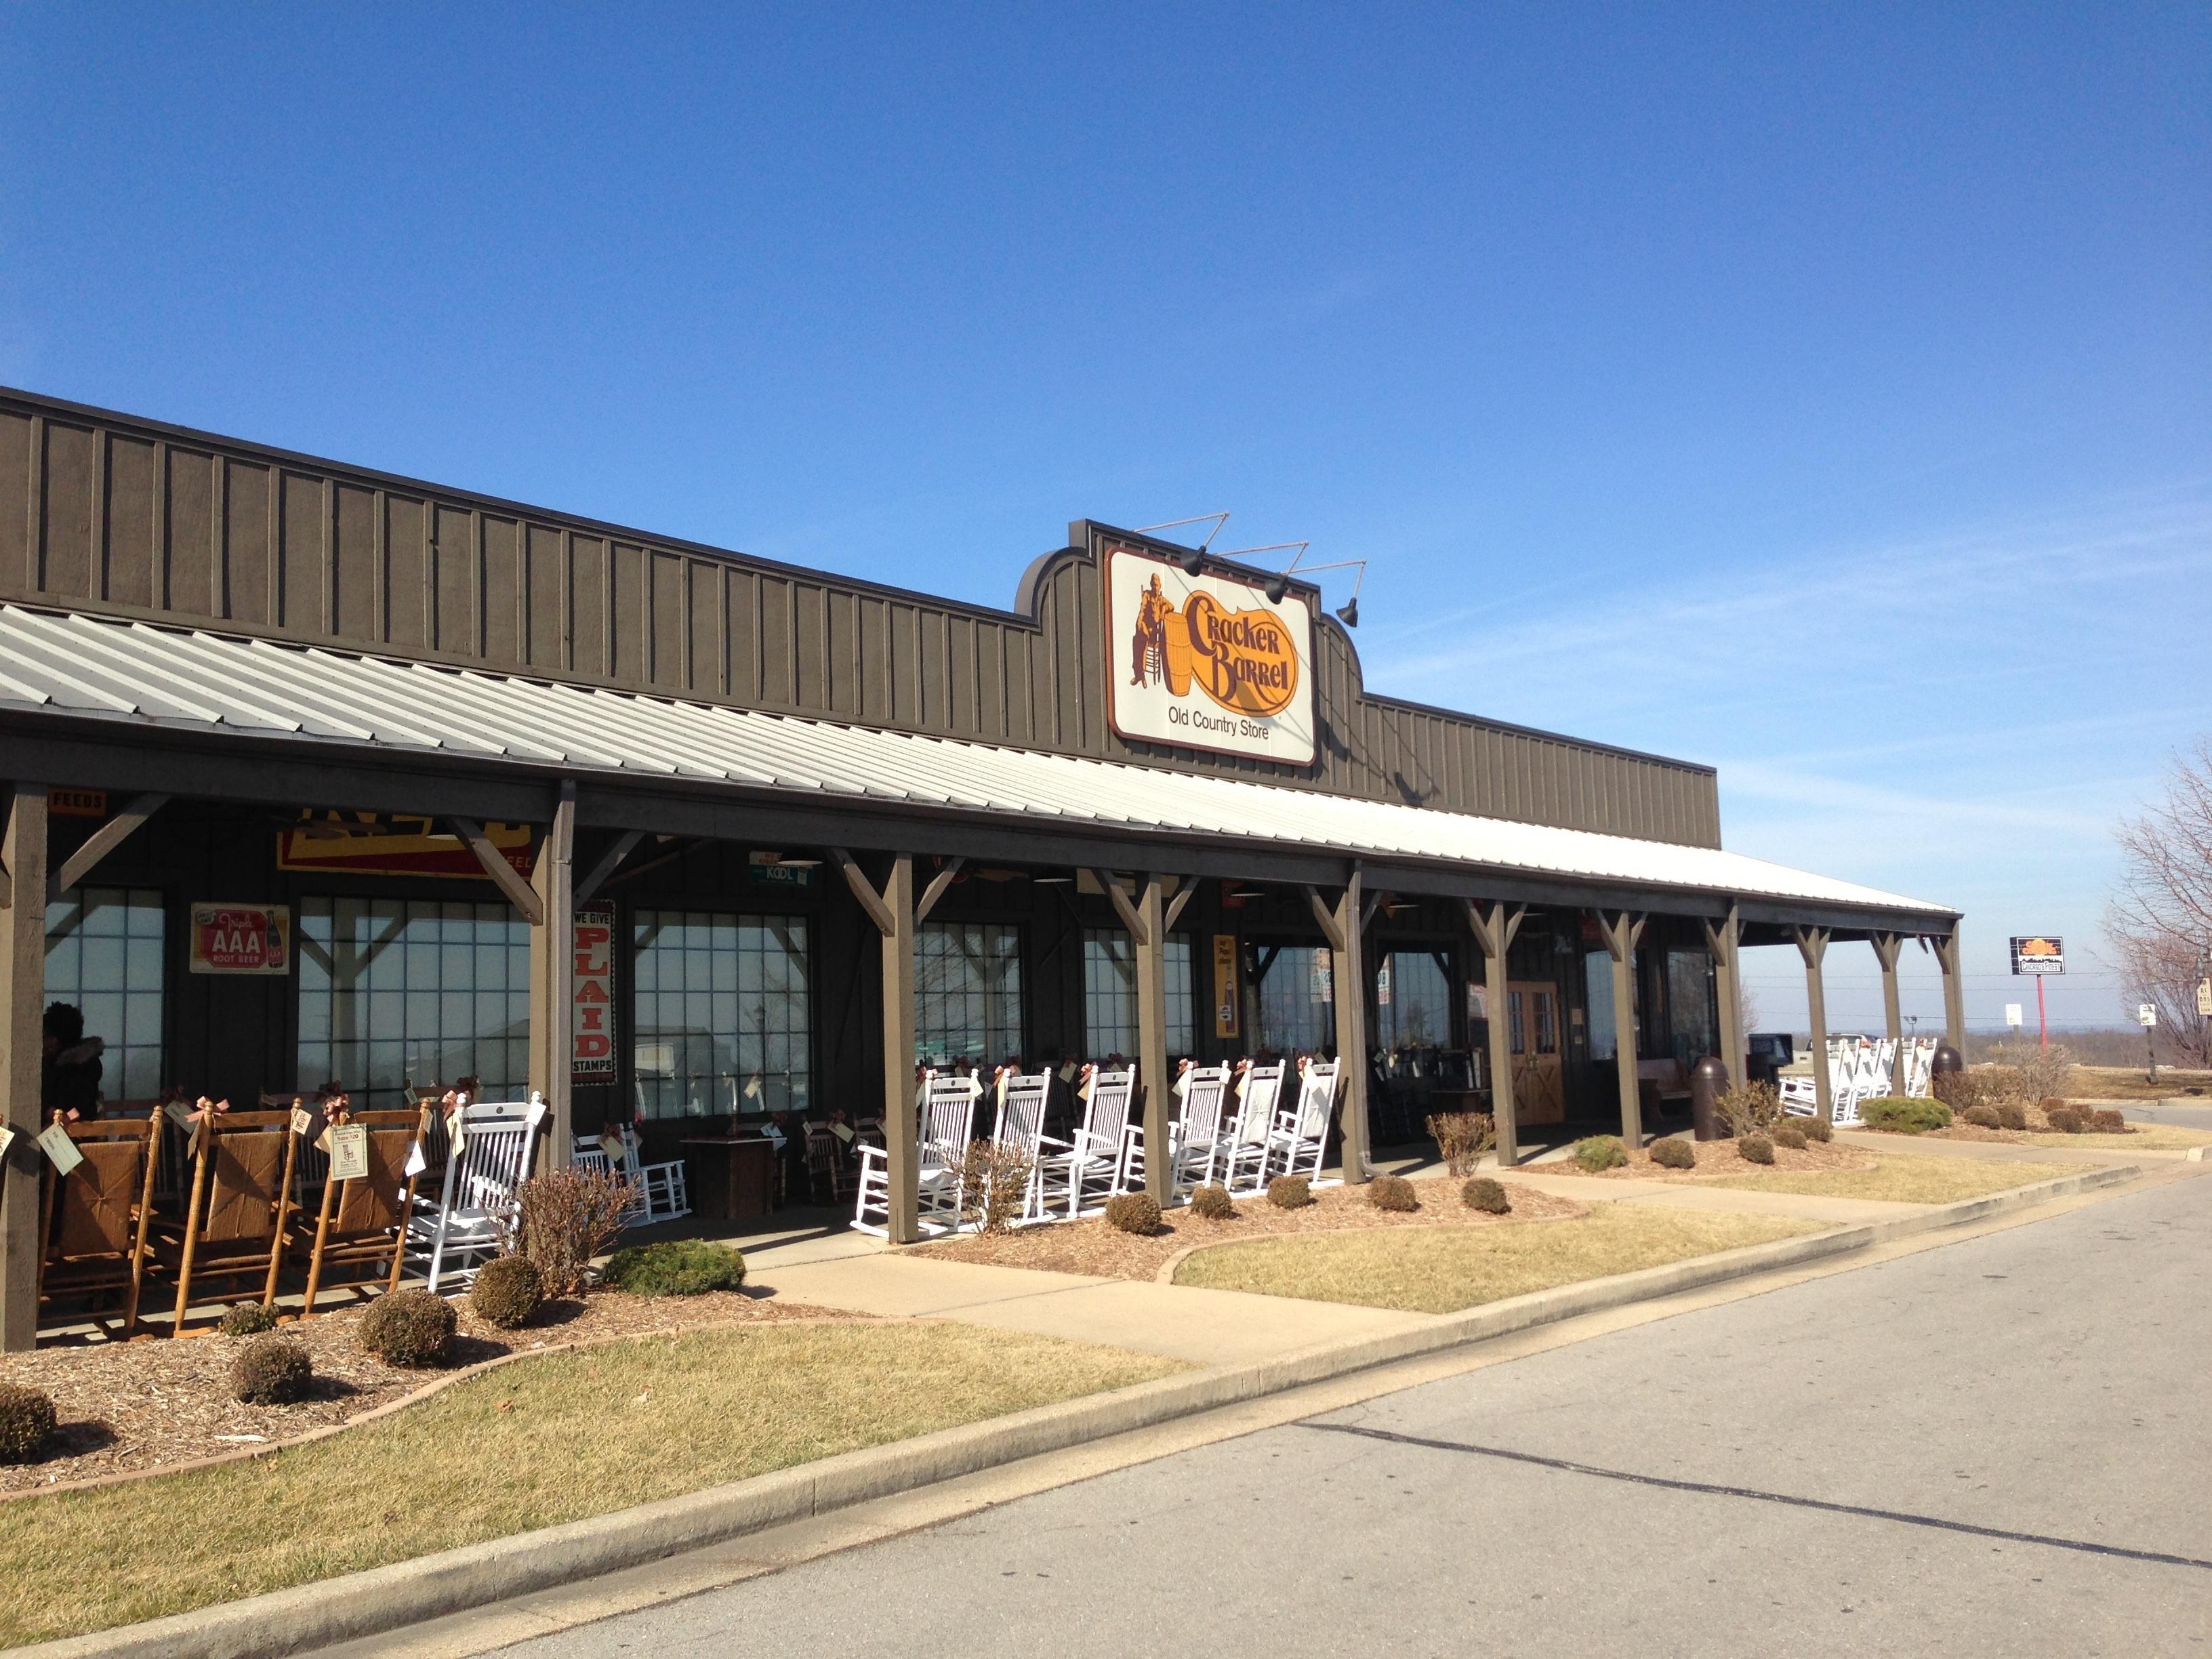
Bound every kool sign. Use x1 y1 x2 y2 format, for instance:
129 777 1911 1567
188 903 290 975
1104 545 1318 766
572 901 617 1082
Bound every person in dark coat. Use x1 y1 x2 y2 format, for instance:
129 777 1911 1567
42 1001 104 1120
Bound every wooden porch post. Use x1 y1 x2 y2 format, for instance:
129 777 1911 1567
1133 875 1170 1204
1304 867 1369 1184
0 785 49 1353
1936 927 1966 1055
836 850 918 1242
526 781 576 1167
1795 926 1833 1124
1871 932 1904 1092
1597 910 1646 1146
1464 900 1525 1168
1701 903 1744 1087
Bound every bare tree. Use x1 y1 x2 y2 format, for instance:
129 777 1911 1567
2108 737 2212 1068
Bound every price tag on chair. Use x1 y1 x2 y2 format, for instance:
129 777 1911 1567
403 1140 428 1177
289 1107 314 1138
597 1132 626 1164
0 1124 16 1164
37 1122 84 1176
328 1122 370 1183
163 1098 197 1133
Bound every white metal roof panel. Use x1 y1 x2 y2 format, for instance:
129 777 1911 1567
0 607 1948 916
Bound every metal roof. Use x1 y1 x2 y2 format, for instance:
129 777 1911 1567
0 606 1947 917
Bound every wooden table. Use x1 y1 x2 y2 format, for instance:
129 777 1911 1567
679 1137 777 1222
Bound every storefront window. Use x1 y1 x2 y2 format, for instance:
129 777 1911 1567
1666 949 1717 1064
1377 949 1451 1054
1254 944 1333 1055
632 910 810 1120
1584 949 1617 1061
918 922 1023 1067
45 886 165 1103
298 898 527 1105
1082 930 1195 1058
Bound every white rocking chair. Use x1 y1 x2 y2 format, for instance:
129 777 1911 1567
1220 1063 1286 1195
573 1124 691 1225
410 1094 548 1292
1036 1065 1138 1218
984 1072 1052 1228
1266 1058 1340 1185
853 1075 979 1238
1165 1064 1233 1197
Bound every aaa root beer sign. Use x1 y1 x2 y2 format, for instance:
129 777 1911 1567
1103 546 1317 765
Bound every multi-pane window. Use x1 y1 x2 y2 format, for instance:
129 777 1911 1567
1666 949 1717 1064
298 898 529 1105
45 886 165 1103
1082 930 1195 1058
1377 949 1452 1054
632 910 811 1120
917 922 1023 1067
1254 944 1333 1055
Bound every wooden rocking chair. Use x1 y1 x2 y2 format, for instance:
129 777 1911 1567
37 1112 163 1338
148 1107 301 1333
287 1105 432 1315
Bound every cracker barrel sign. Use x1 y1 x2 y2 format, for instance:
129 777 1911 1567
1104 546 1317 765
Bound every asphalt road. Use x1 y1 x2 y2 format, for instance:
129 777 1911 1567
508 1178 2212 1658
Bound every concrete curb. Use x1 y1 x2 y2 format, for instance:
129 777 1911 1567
22 1162 2140 1659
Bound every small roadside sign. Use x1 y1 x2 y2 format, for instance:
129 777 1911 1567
2009 936 2065 975
2139 1004 2159 1027
2197 979 2212 1018
2005 1003 2024 1029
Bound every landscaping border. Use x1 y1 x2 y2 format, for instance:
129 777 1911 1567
18 1162 2140 1659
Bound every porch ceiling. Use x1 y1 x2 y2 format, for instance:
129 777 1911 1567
0 606 1952 930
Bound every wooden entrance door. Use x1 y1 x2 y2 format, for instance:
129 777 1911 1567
1507 981 1565 1124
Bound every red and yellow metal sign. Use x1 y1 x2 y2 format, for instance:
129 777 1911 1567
276 813 535 880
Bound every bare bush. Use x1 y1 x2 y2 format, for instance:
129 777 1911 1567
1983 1040 2076 1104
1425 1111 1496 1176
1715 1081 1782 1139
958 1139 1035 1233
516 1164 635 1296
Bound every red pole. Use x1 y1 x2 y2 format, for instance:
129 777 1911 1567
2036 977 2047 1049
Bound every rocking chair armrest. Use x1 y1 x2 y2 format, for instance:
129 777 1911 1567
1033 1133 1073 1153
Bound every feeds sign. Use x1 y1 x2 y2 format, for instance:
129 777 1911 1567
1103 546 1317 765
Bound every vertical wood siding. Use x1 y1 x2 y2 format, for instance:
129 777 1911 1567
0 394 1724 846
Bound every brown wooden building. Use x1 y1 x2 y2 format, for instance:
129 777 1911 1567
0 387 1963 1349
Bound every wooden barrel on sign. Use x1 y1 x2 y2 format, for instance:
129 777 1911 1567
1163 611 1194 697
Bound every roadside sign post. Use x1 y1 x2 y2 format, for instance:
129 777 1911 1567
2007 936 2065 1050
2139 1003 2158 1085
2005 1003 2023 1034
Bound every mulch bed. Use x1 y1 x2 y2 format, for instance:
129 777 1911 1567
1912 1106 2136 1145
1555 1137 1874 1183
909 1174 1586 1281
1 1287 845 1494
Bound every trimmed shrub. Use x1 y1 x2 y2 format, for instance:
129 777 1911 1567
230 1335 313 1405
218 1300 277 1338
1425 1111 1496 1176
516 1165 634 1297
0 1384 56 1464
1367 1174 1418 1212
1574 1135 1629 1173
1987 1040 2078 1106
603 1239 748 1296
359 1288 457 1368
470 1254 546 1328
958 1139 1036 1234
1932 1070 1986 1112
1649 1136 1696 1170
1462 1176 1511 1213
1189 1183 1237 1221
1267 1174 1313 1210
1738 1133 1775 1165
1996 1103 2028 1132
1799 1115 1833 1143
1771 1124 1809 1151
1861 1097 1952 1135
2091 1109 2129 1134
2045 1108 2083 1134
1103 1191 1163 1235
1963 1104 2003 1130
2039 1096 2068 1114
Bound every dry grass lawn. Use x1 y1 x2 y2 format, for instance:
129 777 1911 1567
2020 1124 2212 1151
1718 1153 2076 1204
0 1322 1182 1647
2067 1066 2212 1102
1171 1203 1823 1314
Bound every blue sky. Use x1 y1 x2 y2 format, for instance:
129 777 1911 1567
3 5 2205 1033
